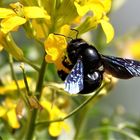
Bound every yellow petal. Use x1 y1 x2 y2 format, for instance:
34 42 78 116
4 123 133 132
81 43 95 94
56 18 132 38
45 48 59 62
0 44 3 51
0 106 6 117
40 100 70 136
49 121 70 137
100 19 114 43
40 100 66 118
7 108 20 128
1 16 26 33
49 123 62 137
0 8 15 18
74 2 90 16
60 24 71 36
101 0 112 12
32 19 49 39
0 78 31 94
4 98 16 109
90 3 104 19
45 34 67 63
23 7 50 19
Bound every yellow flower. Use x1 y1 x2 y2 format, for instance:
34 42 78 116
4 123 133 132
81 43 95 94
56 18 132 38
40 100 70 137
44 32 71 73
129 40 140 59
0 98 20 128
0 30 24 60
74 0 111 18
49 122 69 137
0 2 50 34
74 0 114 43
0 78 31 94
45 33 67 63
118 38 140 60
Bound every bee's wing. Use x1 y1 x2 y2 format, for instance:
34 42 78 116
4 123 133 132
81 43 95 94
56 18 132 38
64 60 84 94
101 55 140 79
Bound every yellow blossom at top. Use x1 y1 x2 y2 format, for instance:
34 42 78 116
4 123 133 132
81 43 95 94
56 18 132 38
74 0 114 43
0 2 50 34
74 0 111 18
45 33 67 63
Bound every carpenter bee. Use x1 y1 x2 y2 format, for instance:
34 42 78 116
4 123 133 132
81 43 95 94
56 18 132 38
57 38 140 94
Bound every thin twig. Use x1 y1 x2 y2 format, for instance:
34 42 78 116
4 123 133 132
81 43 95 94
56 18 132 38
36 82 108 126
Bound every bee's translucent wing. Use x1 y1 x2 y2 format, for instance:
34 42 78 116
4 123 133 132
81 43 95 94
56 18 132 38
64 60 84 94
102 55 140 79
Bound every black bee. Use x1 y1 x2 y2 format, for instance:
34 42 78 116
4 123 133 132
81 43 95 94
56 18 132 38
57 38 140 94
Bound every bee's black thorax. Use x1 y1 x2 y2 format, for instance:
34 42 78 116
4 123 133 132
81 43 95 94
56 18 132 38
58 38 105 94
67 39 102 73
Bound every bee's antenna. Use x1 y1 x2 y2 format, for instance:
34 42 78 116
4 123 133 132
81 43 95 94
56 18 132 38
53 29 79 40
70 29 79 39
53 33 73 40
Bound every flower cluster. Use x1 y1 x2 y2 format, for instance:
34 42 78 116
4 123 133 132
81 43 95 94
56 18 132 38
1 0 140 140
44 0 114 65
0 0 115 139
0 0 114 63
0 2 50 34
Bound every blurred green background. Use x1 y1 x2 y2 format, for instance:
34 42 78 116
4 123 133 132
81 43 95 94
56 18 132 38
100 0 140 117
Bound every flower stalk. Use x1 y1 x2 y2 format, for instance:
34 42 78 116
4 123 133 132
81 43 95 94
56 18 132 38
36 82 109 125
24 53 47 140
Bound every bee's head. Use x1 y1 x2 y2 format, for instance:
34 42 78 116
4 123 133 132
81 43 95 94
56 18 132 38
67 38 89 64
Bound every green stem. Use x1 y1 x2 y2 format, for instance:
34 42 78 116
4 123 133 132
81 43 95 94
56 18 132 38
9 55 29 105
22 57 40 72
91 126 140 140
35 56 47 99
20 64 31 96
123 122 140 132
36 83 108 125
9 55 29 140
25 54 47 140
9 54 20 91
95 26 105 51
